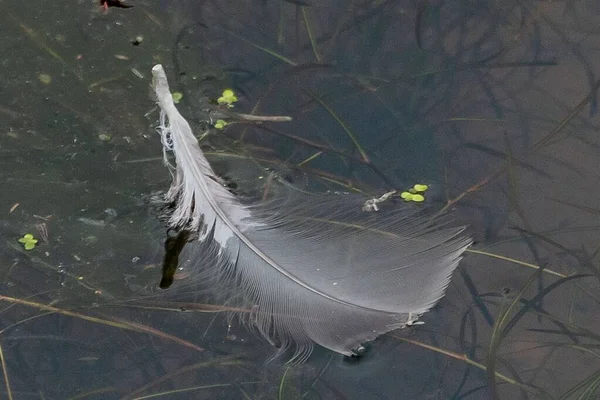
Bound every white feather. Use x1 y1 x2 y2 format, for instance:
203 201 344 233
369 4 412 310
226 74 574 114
151 64 472 362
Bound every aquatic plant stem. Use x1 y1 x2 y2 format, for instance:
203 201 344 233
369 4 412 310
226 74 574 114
391 335 539 395
0 342 13 400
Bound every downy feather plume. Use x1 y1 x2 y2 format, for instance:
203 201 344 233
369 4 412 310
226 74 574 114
151 64 472 362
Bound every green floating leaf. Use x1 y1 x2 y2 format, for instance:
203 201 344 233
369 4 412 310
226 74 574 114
18 233 38 250
401 183 428 202
172 91 183 104
411 194 425 202
217 89 238 107
214 120 227 130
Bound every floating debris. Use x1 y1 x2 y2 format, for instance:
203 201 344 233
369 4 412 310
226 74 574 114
131 35 143 46
100 0 133 10
38 73 52 84
77 217 106 227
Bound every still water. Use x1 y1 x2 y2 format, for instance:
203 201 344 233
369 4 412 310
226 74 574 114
1 1 600 399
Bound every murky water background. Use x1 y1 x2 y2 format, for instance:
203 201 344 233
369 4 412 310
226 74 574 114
1 1 600 399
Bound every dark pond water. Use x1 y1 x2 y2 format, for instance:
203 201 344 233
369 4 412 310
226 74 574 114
1 1 600 399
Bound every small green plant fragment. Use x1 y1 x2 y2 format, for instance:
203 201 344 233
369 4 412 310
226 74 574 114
171 91 183 104
214 120 228 130
38 73 52 84
401 183 428 202
411 194 425 202
217 89 238 107
18 234 38 250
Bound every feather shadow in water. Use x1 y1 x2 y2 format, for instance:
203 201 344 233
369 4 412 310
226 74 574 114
151 64 472 362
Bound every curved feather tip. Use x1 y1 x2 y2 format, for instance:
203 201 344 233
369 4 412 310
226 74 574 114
151 64 472 362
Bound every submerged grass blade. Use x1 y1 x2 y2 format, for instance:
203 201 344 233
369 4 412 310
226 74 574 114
517 229 548 324
511 227 600 281
451 309 477 398
121 356 243 400
459 267 494 326
255 124 395 187
498 274 593 349
463 142 551 178
546 197 600 216
296 151 323 167
217 27 298 66
390 335 543 396
303 89 370 162
496 355 531 400
130 384 232 400
532 77 600 152
466 248 567 278
0 342 13 400
0 295 204 353
67 387 118 400
278 367 291 400
559 369 600 400
277 1 284 45
486 264 548 399
301 7 321 62
438 76 600 215
8 13 83 82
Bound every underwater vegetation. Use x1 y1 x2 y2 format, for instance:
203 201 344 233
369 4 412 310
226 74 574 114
0 0 600 399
